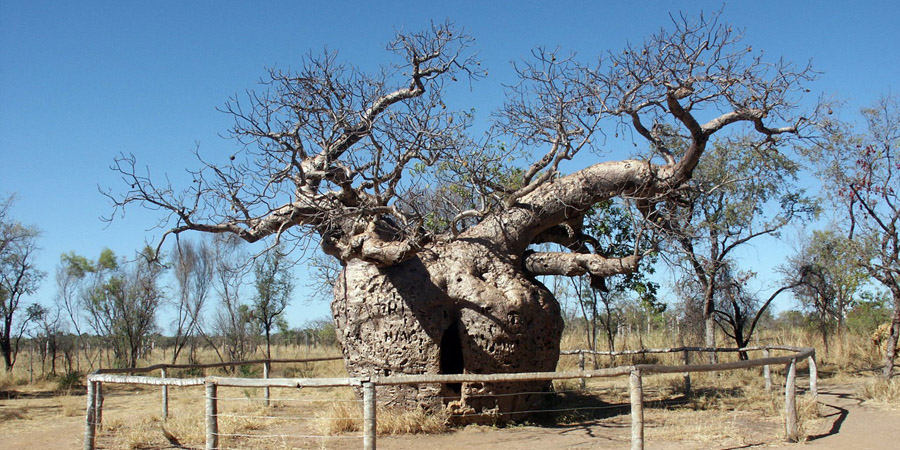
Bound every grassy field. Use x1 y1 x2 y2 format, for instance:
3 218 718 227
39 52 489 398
1 328 896 449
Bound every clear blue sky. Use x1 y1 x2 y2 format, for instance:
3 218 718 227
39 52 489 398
2 1 898 328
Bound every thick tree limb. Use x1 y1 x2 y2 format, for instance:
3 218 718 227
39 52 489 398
524 252 640 278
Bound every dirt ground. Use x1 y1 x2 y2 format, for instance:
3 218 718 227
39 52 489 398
377 381 900 450
1 378 898 449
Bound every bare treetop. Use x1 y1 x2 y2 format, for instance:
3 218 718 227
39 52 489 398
108 14 816 280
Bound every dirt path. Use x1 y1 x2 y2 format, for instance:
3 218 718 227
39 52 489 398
768 382 900 450
378 380 900 450
1 392 86 450
2 380 897 449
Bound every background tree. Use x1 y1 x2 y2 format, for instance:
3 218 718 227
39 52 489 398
846 290 891 337
79 248 164 368
211 235 257 365
0 195 46 371
27 303 63 376
57 252 102 370
252 245 293 361
702 264 799 359
663 139 814 361
109 16 816 413
785 229 868 353
809 95 900 377
563 200 660 361
169 239 214 364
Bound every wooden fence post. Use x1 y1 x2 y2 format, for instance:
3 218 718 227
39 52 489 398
784 358 799 442
83 380 97 450
579 351 586 389
630 369 644 450
682 349 691 396
763 348 772 392
96 382 103 429
206 381 219 450
363 381 376 450
263 361 270 407
808 352 818 399
161 368 168 420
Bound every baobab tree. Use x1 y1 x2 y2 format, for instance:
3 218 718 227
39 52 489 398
108 16 816 414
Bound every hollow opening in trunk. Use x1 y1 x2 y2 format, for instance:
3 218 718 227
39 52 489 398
440 319 464 395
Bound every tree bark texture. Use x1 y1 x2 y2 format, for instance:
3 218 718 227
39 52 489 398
333 239 563 417
883 288 900 378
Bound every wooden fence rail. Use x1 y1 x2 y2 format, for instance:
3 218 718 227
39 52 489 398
84 346 816 450
90 355 342 420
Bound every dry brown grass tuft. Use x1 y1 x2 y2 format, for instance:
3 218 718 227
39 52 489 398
103 416 162 450
317 398 449 436
162 413 206 447
0 374 15 393
56 394 83 417
377 406 449 435
857 378 900 407
0 409 30 421
318 396 362 434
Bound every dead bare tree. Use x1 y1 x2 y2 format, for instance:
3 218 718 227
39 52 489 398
107 16 816 414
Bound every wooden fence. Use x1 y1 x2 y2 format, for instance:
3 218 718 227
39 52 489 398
86 356 344 417
83 346 816 450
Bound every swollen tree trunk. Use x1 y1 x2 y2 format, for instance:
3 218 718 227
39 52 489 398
331 158 674 417
334 239 563 416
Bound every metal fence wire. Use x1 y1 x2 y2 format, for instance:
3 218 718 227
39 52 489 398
83 346 817 450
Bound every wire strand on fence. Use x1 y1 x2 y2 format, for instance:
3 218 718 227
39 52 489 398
85 345 817 450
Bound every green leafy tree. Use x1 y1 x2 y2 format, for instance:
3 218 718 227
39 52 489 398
786 229 868 353
846 291 891 337
169 239 215 364
211 235 257 365
76 248 164 368
252 245 294 360
808 95 900 377
665 139 815 360
566 200 660 359
57 251 101 370
0 195 45 371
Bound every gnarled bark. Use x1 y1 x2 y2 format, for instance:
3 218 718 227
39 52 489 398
333 239 562 416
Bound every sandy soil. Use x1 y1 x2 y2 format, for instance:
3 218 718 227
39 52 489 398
1 379 897 449
377 381 900 450
768 382 900 450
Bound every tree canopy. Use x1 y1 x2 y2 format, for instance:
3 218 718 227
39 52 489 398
109 15 817 287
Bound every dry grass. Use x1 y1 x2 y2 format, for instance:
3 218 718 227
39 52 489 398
56 393 83 417
378 407 450 435
1 330 891 449
317 391 361 435
316 390 449 436
857 378 900 408
102 416 158 450
95 390 284 449
0 409 30 421
551 358 825 447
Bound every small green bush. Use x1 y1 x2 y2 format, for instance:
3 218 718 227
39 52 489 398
55 371 83 393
